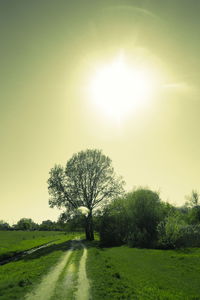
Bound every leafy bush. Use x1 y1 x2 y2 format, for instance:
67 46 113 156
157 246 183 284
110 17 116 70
126 189 164 248
0 220 10 230
99 188 200 249
99 188 165 248
188 206 200 224
157 213 185 249
157 212 200 248
178 224 200 247
127 228 151 248
99 198 128 246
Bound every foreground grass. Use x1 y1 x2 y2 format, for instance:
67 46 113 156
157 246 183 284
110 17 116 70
87 245 200 299
0 232 83 300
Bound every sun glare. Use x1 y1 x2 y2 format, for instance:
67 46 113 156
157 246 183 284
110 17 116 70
89 54 158 122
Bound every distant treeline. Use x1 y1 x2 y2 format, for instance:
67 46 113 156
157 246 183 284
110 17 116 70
0 219 66 231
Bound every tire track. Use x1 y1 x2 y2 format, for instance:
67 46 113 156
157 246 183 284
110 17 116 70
25 246 74 300
76 243 90 300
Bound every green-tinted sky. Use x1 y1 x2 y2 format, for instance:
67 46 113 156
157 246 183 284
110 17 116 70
1 0 200 224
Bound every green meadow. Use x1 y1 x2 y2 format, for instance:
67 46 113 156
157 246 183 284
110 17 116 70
0 231 78 260
87 245 200 300
1 231 200 299
0 231 80 300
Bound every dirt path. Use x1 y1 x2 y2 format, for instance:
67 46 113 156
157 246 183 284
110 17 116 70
25 239 90 300
76 242 90 300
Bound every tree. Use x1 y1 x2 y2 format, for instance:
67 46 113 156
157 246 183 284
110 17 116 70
126 188 164 248
47 149 124 240
185 190 199 207
99 197 129 246
39 220 54 231
16 218 37 230
157 211 187 249
185 190 200 224
98 188 165 247
0 220 10 230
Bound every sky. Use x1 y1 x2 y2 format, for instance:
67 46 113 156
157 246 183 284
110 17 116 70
1 0 200 224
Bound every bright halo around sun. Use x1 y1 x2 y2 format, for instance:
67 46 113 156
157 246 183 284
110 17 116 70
88 54 158 122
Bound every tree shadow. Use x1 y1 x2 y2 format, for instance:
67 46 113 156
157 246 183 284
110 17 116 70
83 239 105 250
1 239 100 266
23 239 83 261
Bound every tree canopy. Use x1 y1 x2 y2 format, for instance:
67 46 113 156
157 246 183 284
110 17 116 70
15 218 37 230
47 149 124 240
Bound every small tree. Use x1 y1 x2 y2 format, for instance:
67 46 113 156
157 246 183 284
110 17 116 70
185 190 200 224
185 190 199 207
16 218 37 230
126 188 163 248
48 149 124 240
0 220 10 230
98 188 165 247
99 197 129 246
39 220 54 231
157 212 186 249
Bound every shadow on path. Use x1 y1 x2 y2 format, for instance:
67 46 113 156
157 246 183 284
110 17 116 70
24 239 84 261
0 239 83 266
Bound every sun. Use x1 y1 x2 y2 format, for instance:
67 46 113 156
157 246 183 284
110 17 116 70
88 54 157 121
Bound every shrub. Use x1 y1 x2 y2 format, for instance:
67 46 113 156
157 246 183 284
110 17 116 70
177 224 200 247
126 189 164 248
157 212 200 248
157 213 184 249
99 198 129 246
99 188 164 248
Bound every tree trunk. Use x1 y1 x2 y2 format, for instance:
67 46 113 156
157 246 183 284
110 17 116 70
85 213 94 241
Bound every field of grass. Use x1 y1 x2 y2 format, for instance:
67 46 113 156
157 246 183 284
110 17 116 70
0 231 78 260
1 231 200 300
87 245 200 299
0 231 83 300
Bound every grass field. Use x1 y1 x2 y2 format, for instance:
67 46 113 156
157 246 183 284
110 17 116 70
0 231 77 259
87 245 200 299
1 231 200 299
0 231 82 300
